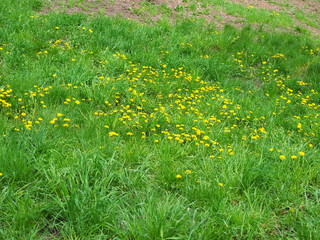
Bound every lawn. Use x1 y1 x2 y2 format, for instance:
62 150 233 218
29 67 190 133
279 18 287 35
0 0 320 239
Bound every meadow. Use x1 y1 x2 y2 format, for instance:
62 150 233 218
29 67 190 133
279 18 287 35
0 0 320 239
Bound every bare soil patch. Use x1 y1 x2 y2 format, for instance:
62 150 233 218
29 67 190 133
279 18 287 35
42 0 245 28
42 0 319 34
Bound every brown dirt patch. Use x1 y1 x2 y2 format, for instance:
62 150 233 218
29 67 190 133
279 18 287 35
42 0 245 29
287 0 320 14
41 0 319 35
228 0 320 14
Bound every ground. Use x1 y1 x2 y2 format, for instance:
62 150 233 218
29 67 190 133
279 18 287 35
43 0 320 35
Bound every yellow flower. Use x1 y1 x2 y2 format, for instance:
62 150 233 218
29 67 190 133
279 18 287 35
127 132 134 136
0 172 3 176
184 170 192 174
108 131 119 137
56 113 64 117
299 152 305 156
218 182 224 187
279 155 286 160
176 174 182 179
291 155 297 159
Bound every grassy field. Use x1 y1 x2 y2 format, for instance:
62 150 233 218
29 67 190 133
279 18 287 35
0 0 320 239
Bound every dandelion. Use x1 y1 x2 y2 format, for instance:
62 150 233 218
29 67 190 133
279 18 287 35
299 152 305 156
0 172 3 176
218 182 224 187
176 174 182 179
279 155 286 160
291 155 297 159
108 131 119 137
184 170 192 174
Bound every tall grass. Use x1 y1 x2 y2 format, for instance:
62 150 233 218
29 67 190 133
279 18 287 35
0 0 319 238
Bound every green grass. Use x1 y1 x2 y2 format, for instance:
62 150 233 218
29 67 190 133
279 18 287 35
0 0 320 239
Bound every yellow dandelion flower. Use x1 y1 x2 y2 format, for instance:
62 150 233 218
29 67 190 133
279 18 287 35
184 170 192 174
108 131 119 137
176 174 182 179
279 155 286 160
299 152 305 156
